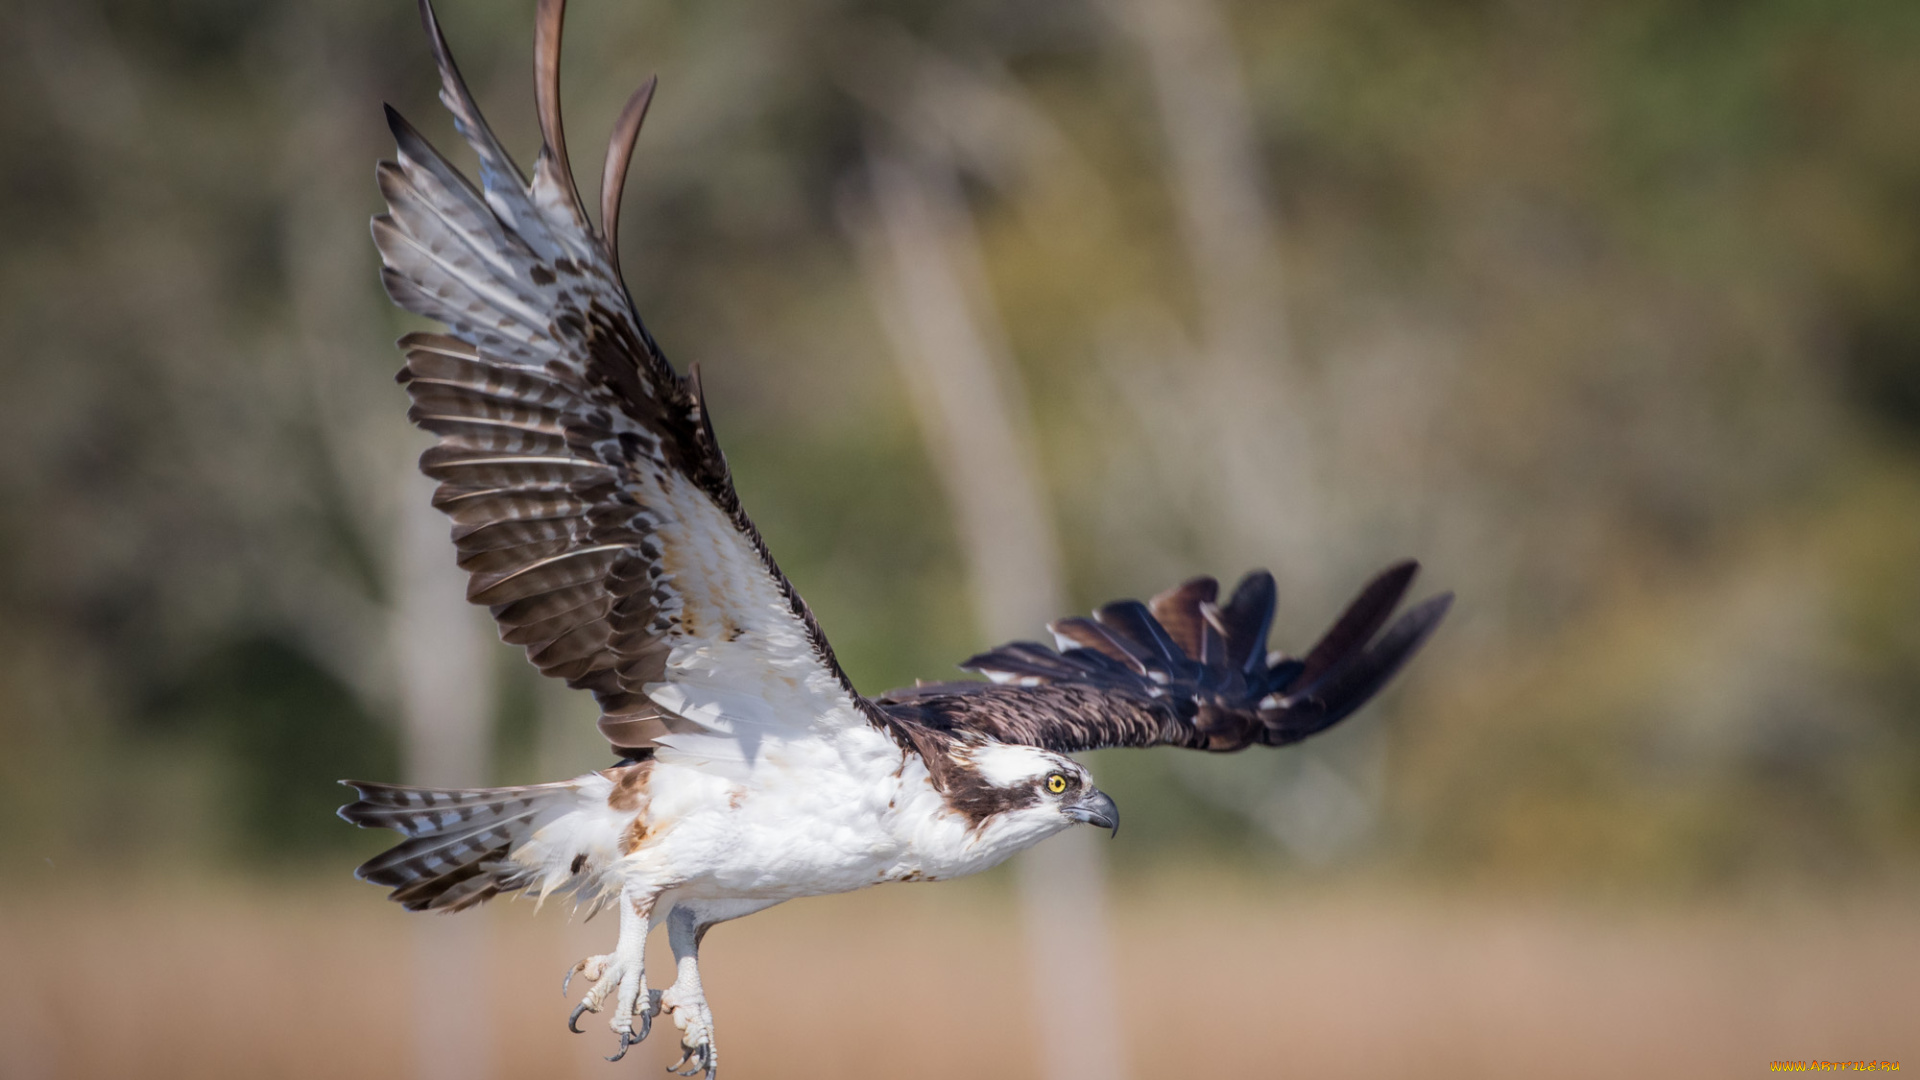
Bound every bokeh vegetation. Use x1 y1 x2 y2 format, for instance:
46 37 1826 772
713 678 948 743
3 0 1917 892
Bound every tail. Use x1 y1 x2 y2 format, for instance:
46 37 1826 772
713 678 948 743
337 779 598 913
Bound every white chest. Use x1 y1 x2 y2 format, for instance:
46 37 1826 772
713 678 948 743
618 730 1064 901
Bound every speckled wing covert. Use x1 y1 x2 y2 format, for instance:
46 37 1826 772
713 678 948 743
373 0 872 758
879 562 1452 753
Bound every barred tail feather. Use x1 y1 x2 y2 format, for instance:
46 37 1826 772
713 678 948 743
337 776 620 913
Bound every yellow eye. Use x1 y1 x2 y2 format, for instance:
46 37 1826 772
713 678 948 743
1046 774 1068 795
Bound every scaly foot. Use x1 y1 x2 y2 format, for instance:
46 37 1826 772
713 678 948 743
563 954 659 1060
661 980 717 1078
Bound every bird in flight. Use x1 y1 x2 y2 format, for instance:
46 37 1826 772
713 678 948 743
341 1 1453 1075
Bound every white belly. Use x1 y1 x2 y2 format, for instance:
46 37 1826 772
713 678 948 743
611 727 1060 902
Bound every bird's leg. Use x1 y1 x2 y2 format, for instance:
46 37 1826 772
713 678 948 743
564 886 661 1061
660 905 718 1079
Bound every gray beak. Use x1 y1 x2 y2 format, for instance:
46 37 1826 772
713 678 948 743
1062 788 1120 837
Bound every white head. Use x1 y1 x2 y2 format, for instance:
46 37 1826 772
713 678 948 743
947 743 1119 854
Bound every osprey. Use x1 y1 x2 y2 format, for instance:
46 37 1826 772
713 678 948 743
341 1 1453 1075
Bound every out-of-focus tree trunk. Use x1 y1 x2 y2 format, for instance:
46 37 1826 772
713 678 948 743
393 474 495 1080
1107 0 1382 863
848 145 1128 1080
1108 0 1320 571
267 10 503 1070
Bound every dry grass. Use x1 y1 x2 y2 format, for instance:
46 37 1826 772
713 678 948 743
1 872 1914 1079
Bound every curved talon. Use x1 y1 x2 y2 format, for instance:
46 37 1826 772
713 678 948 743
568 1000 593 1034
562 964 577 999
607 1029 643 1063
667 1044 712 1078
633 1008 652 1044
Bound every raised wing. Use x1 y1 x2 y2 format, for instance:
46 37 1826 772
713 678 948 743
878 562 1452 753
374 0 875 758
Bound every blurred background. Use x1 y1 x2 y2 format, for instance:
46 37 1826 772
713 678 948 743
2 0 1918 1076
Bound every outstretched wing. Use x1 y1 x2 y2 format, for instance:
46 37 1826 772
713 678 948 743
374 0 876 759
878 562 1452 753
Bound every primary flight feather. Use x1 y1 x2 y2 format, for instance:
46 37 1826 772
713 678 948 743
342 1 1453 1074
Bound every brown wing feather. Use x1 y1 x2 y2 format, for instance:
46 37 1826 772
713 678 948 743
377 0 881 752
880 563 1451 754
1148 576 1219 661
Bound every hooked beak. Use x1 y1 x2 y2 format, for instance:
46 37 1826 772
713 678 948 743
1062 788 1120 837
